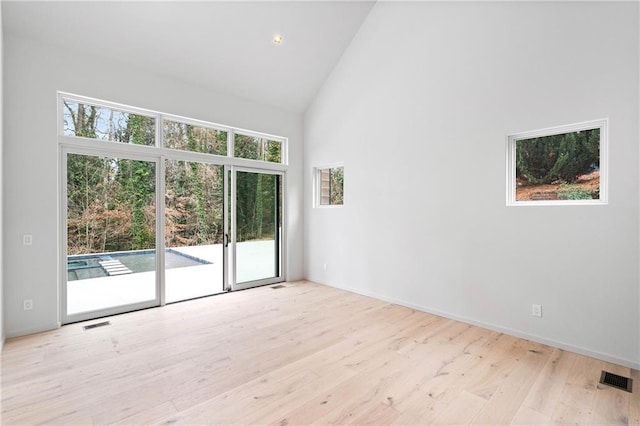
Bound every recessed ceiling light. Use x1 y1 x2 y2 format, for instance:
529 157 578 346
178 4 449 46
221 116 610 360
273 34 284 45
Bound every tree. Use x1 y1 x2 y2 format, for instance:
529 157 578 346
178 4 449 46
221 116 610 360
330 167 344 205
516 129 599 185
66 102 280 256
66 104 157 254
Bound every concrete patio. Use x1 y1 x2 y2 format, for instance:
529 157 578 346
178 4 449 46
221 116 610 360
67 240 278 315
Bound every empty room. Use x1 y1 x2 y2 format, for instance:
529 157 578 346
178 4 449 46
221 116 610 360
1 1 639 424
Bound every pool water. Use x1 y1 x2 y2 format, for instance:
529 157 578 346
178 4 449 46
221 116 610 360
68 249 210 281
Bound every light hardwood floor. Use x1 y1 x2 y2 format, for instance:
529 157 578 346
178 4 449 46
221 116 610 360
1 281 638 425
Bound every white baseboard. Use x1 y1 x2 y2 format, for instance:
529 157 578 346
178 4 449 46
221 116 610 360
310 279 640 370
5 322 61 340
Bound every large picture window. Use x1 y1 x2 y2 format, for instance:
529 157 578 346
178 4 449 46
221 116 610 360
506 119 607 206
59 92 287 324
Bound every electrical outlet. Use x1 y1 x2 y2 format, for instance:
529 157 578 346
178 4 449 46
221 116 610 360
532 304 542 317
23 234 33 246
23 299 33 311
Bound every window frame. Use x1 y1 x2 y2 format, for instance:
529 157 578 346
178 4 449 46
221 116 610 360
57 92 288 169
506 118 608 206
314 163 344 208
58 92 289 324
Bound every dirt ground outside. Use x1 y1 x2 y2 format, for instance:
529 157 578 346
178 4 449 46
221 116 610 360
516 170 600 201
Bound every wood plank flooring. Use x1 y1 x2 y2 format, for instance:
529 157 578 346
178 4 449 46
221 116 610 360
1 281 638 425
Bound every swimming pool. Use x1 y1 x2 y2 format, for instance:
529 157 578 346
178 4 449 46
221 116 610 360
67 249 211 281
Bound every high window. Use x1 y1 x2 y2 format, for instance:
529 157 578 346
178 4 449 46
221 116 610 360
315 165 344 207
163 119 228 156
234 132 283 163
506 119 607 206
63 100 156 145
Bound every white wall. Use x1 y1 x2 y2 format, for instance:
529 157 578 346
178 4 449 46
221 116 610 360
304 2 640 368
3 35 304 338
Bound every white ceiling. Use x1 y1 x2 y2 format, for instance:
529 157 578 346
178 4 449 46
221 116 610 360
2 1 375 113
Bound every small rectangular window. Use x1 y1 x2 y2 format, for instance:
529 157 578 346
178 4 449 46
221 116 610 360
234 133 282 163
316 165 344 207
62 100 155 145
507 119 607 205
163 120 228 155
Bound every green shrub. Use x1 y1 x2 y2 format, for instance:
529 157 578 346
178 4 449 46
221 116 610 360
558 184 593 200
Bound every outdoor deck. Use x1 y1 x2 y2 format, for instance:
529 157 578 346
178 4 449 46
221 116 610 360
67 240 278 315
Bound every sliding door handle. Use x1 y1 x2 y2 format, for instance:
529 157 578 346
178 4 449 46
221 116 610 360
224 233 230 247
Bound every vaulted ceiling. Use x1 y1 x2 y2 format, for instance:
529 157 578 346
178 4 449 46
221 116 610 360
2 1 375 113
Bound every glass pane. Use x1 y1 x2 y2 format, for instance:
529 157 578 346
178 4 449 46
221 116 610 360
319 167 344 205
67 154 157 315
516 128 600 201
163 120 228 155
236 171 281 284
234 134 282 163
63 101 155 145
165 160 225 302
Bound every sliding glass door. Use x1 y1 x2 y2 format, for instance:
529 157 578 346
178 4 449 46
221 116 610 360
164 160 226 302
233 170 283 290
64 155 284 322
65 151 159 321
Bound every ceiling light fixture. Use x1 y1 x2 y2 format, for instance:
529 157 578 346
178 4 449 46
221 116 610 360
273 34 284 45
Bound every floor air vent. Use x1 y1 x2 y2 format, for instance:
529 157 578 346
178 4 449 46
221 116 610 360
270 285 285 289
83 321 111 330
599 371 633 393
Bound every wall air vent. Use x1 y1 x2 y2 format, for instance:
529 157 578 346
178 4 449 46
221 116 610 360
599 371 633 393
